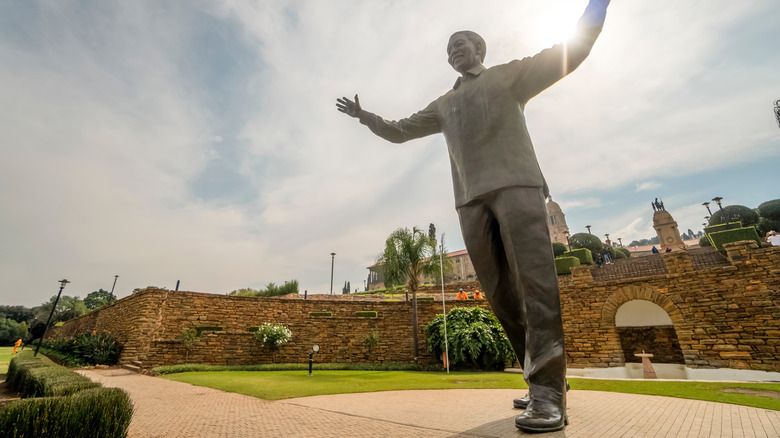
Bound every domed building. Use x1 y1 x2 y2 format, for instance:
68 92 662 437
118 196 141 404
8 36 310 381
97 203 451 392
546 197 570 245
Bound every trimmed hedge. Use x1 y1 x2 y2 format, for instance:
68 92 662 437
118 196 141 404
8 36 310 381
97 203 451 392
563 248 593 266
194 326 223 336
2 352 134 438
0 388 133 438
704 222 742 246
555 256 581 275
709 227 761 253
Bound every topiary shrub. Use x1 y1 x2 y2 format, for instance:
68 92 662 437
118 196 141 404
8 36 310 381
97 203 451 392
704 222 742 246
699 235 712 247
425 307 515 371
616 247 631 258
552 242 567 257
709 205 759 227
555 256 581 275
709 227 761 253
563 248 593 265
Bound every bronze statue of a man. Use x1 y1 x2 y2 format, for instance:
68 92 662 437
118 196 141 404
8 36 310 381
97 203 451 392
338 0 611 432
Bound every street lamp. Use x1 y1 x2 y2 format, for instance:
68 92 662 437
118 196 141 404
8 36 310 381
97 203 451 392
308 344 320 376
712 197 728 223
329 253 336 295
564 231 572 252
35 279 70 357
604 233 611 246
110 274 119 296
618 237 623 247
586 225 591 234
702 202 713 217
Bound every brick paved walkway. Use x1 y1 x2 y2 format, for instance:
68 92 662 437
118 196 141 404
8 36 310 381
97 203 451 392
79 369 780 437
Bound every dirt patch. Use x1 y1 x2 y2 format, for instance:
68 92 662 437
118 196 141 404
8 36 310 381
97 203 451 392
0 380 21 408
721 387 780 399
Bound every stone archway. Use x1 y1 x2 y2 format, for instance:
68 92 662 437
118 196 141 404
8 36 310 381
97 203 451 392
600 285 686 366
614 301 684 364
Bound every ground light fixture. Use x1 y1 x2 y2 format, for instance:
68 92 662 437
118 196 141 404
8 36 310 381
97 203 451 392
35 279 70 357
309 344 320 376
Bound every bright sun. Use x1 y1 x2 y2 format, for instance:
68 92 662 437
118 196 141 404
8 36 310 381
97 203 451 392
532 6 581 47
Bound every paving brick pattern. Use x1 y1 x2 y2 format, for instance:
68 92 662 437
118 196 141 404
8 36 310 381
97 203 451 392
79 369 779 437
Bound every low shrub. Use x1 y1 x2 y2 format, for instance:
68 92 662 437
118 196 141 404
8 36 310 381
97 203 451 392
563 248 593 265
615 247 631 258
552 242 567 257
554 256 581 275
704 222 742 245
0 387 133 438
425 307 515 371
40 332 120 365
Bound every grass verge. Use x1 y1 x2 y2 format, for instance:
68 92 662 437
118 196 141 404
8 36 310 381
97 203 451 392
161 370 780 410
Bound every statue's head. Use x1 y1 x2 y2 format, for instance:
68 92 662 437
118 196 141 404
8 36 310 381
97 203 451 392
447 31 486 74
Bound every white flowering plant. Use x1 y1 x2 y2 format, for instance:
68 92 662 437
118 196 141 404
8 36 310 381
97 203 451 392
255 323 292 351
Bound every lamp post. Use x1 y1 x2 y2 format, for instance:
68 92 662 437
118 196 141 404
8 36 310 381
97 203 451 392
618 237 623 247
712 197 728 223
564 231 572 252
329 253 336 295
604 233 611 246
702 202 713 217
308 344 320 376
774 99 780 128
110 274 119 296
35 279 70 357
586 225 591 234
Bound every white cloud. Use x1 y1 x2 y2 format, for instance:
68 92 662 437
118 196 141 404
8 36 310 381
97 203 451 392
635 181 661 192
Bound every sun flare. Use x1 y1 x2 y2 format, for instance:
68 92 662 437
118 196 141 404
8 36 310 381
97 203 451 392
532 6 581 47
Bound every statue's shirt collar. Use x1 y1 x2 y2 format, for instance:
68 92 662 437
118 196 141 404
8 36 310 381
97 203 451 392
453 64 487 90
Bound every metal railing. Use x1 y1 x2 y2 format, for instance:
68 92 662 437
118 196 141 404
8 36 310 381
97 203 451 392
591 254 668 282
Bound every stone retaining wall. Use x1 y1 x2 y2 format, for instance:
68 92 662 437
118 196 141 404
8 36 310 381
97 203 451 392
50 242 779 372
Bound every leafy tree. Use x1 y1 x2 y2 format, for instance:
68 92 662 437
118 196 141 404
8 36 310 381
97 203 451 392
552 242 567 257
708 205 759 227
756 199 780 236
627 236 659 247
33 295 87 324
0 318 29 345
84 289 117 310
0 305 35 324
180 328 198 362
569 233 604 257
425 307 515 370
229 280 299 297
378 226 450 361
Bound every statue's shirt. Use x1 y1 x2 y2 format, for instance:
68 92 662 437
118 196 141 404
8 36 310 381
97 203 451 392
359 27 601 207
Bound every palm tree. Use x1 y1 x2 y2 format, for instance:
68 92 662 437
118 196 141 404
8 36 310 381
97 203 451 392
377 226 451 361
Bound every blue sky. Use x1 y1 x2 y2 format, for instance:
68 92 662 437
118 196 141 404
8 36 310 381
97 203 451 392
1 0 778 306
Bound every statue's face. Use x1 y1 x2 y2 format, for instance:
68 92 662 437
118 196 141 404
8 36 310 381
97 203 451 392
447 34 481 75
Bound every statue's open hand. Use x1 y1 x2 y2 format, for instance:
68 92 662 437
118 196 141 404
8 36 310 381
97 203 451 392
336 94 362 118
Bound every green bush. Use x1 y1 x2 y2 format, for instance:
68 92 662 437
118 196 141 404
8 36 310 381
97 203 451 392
255 323 291 351
425 307 515 371
563 248 593 265
355 311 378 318
0 387 133 438
708 205 759 227
699 235 712 247
757 199 780 220
555 256 581 275
616 247 631 258
40 332 120 365
709 227 761 253
569 233 604 255
611 248 626 260
704 222 742 246
552 242 567 257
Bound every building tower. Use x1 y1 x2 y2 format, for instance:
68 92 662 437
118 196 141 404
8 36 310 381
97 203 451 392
546 197 570 245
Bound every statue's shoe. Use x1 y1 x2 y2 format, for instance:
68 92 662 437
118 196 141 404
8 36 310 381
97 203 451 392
515 403 568 433
513 381 570 410
513 393 531 409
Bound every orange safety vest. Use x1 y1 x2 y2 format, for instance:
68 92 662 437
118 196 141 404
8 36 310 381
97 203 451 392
474 290 484 299
456 290 469 300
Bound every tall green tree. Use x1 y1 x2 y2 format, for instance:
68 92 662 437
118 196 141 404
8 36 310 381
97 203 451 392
33 295 87 324
84 289 117 310
377 226 450 361
708 205 759 227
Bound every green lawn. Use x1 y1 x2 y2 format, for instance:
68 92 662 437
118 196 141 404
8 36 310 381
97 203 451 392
162 370 780 410
0 346 14 379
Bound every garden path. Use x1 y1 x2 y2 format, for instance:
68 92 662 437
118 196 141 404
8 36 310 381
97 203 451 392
79 368 780 438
